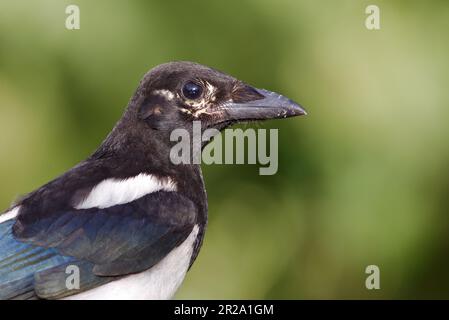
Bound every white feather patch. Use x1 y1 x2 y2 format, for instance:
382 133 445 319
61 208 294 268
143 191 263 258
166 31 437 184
0 206 20 224
75 173 177 210
152 89 174 101
65 225 199 300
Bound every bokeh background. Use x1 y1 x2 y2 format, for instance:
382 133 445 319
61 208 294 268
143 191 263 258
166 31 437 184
1 0 448 299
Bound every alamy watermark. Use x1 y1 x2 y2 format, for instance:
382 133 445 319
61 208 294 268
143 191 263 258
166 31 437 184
65 264 80 290
170 121 279 175
365 5 380 30
65 5 80 30
365 265 380 290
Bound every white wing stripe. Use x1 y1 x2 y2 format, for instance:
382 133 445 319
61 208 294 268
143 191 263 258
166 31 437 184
75 173 177 210
0 206 20 223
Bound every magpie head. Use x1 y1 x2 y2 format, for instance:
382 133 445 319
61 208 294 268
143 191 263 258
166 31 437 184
133 61 306 133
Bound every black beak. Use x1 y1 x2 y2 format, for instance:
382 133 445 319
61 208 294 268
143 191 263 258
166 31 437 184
222 88 306 121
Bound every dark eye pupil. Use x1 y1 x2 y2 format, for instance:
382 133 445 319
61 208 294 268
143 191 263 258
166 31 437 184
182 82 202 99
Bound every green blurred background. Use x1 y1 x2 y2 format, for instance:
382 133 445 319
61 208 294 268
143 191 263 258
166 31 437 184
1 0 448 299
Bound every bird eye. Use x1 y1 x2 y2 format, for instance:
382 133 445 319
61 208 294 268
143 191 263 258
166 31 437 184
182 82 203 100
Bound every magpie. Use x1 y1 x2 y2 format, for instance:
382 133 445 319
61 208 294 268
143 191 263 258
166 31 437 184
0 61 306 299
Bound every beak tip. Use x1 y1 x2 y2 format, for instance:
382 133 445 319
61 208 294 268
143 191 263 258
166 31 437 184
290 103 307 117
